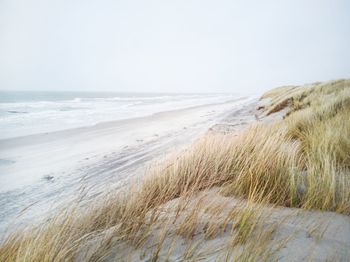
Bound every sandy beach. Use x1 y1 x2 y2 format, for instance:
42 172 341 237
0 97 255 235
1 81 350 261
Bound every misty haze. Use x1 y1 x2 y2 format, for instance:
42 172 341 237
0 1 350 261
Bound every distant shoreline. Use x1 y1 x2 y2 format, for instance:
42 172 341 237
0 92 241 140
0 96 253 235
0 96 249 144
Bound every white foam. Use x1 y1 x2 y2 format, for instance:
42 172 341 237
0 94 236 139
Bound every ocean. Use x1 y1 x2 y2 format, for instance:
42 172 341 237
0 91 235 140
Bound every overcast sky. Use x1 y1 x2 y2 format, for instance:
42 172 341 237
0 0 349 94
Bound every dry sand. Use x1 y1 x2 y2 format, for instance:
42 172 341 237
92 189 350 261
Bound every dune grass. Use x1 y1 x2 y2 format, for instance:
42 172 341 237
0 124 300 261
261 79 349 116
0 79 349 261
281 80 350 213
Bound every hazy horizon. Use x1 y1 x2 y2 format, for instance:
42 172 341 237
1 0 349 94
0 89 239 94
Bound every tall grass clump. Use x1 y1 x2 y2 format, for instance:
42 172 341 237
220 123 302 206
269 79 350 213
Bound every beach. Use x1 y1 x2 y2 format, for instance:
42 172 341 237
0 96 255 235
1 81 350 261
1 0 348 259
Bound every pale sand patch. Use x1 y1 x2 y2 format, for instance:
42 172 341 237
77 189 350 261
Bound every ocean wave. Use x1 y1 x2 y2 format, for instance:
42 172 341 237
67 95 204 103
0 94 238 139
7 110 28 114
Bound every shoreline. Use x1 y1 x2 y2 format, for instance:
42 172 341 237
0 95 246 141
0 97 251 146
0 96 255 235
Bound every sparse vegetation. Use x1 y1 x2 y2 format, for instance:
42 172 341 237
1 79 349 261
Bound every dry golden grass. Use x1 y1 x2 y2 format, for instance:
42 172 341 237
1 79 349 261
260 85 298 100
261 79 349 116
0 126 297 261
280 80 350 213
220 123 302 206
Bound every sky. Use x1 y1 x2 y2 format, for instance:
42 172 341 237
0 0 349 94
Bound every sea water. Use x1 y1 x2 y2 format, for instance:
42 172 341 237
0 91 235 140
